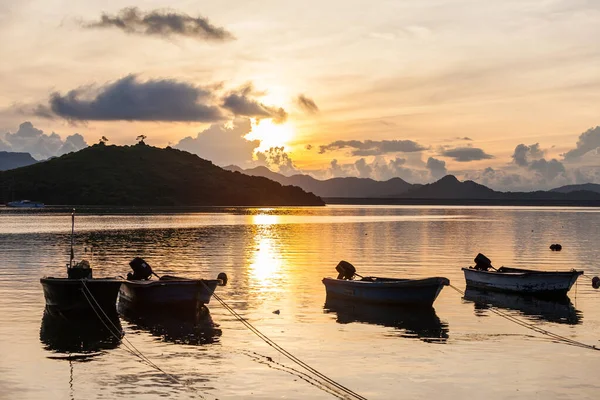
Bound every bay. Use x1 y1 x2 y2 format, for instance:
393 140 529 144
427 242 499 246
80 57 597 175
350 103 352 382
1 205 599 399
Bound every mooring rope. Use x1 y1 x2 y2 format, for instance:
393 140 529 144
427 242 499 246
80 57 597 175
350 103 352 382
240 350 349 400
79 280 209 399
207 286 367 400
448 284 599 352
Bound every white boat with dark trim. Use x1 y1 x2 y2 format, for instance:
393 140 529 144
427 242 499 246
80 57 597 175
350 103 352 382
462 253 583 296
322 261 449 306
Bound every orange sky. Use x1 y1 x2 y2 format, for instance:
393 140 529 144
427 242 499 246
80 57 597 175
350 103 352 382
1 1 599 189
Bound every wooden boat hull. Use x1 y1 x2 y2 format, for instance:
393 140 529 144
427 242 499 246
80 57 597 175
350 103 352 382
40 278 122 314
119 278 220 308
322 277 449 306
462 267 583 296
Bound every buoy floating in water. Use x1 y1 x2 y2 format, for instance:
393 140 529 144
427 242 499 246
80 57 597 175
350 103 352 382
592 276 600 289
549 244 563 251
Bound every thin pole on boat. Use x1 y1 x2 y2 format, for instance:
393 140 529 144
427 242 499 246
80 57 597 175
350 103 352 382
69 209 75 268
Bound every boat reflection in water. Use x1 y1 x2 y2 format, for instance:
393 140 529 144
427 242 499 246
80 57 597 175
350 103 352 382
118 303 222 345
324 296 449 343
40 307 122 359
463 287 582 325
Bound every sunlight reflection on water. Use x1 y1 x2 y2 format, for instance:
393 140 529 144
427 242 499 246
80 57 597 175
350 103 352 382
0 205 599 399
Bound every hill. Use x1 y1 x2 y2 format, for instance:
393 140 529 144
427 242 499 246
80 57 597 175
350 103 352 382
401 175 499 199
551 183 600 194
223 165 416 197
0 151 37 171
0 144 324 206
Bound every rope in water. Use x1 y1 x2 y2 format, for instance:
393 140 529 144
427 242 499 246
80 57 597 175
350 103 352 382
79 281 208 399
240 349 350 400
206 286 368 400
448 284 599 352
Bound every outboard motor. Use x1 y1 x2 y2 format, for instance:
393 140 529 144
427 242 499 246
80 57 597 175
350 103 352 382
474 253 493 271
336 260 356 280
128 257 154 280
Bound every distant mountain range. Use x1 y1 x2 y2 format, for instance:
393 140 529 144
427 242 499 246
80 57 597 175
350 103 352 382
225 165 417 197
0 145 324 206
0 151 37 171
550 183 600 194
225 165 600 205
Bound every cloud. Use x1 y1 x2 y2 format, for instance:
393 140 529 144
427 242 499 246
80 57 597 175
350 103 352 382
256 146 300 176
319 139 427 156
512 143 544 166
222 84 287 123
528 158 566 181
174 118 259 167
463 167 529 191
1 121 88 160
84 7 234 41
426 157 447 179
354 158 373 178
295 94 319 114
440 146 494 162
562 126 600 161
41 75 223 122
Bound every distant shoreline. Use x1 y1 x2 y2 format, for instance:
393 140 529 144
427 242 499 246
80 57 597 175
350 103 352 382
323 198 600 207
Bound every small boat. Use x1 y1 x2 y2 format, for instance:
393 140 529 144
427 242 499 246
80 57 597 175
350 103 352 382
118 258 227 309
322 261 449 306
462 253 583 296
7 199 44 208
40 212 122 314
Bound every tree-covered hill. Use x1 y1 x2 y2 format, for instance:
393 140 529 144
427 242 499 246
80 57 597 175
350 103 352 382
0 143 324 206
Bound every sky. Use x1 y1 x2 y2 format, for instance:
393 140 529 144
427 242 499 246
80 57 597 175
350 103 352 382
1 0 599 190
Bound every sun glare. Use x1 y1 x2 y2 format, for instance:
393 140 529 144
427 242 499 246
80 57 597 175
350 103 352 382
245 119 294 152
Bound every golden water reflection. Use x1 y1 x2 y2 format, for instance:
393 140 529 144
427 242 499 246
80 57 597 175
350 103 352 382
247 214 285 293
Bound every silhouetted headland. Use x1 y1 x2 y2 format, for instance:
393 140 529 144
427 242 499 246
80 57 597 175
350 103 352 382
0 143 324 206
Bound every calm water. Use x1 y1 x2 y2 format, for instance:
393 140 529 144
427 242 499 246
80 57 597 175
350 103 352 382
1 205 599 399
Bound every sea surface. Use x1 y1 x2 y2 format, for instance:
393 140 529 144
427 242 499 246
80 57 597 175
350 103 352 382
0 205 599 400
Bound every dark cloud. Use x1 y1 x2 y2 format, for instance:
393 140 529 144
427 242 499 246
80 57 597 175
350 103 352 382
319 139 427 156
528 158 566 181
295 94 319 114
510 142 566 183
440 146 494 162
43 75 223 122
174 118 259 167
457 136 473 141
305 144 313 150
562 126 600 161
426 157 447 179
512 143 544 166
256 146 299 175
222 84 287 123
85 7 234 41
2 121 88 160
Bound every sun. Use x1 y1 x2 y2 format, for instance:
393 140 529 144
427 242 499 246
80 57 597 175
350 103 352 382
245 119 294 152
